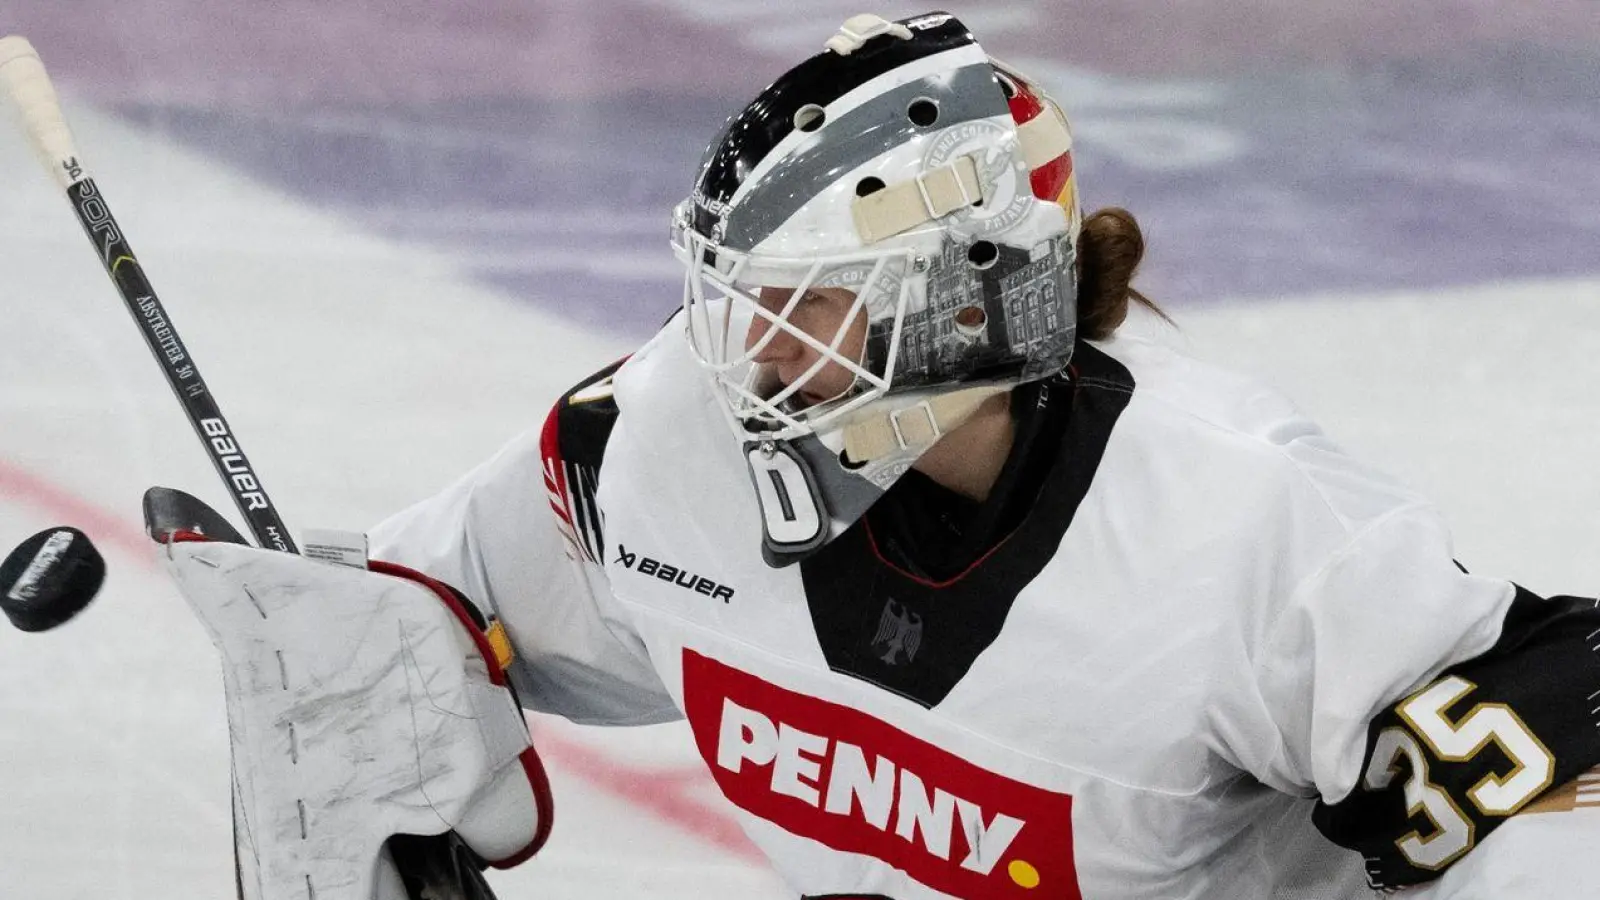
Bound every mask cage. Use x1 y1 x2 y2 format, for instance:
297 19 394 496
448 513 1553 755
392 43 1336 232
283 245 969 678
672 224 920 442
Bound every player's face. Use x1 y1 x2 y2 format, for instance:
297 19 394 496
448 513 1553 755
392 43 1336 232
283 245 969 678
747 286 866 408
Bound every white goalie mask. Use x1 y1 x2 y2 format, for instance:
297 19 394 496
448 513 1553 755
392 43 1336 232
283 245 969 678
670 12 1083 566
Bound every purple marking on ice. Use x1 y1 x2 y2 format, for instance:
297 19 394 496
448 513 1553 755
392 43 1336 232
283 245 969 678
12 3 1600 99
10 2 1600 336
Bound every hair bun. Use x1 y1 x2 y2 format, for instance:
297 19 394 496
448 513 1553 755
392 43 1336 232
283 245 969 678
1076 207 1161 340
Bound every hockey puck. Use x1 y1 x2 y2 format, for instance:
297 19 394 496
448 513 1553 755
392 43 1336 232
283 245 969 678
0 527 105 632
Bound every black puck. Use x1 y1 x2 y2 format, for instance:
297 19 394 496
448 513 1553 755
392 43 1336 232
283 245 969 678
0 527 105 632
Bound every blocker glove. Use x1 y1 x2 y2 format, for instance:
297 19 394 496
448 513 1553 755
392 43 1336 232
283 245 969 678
161 533 552 900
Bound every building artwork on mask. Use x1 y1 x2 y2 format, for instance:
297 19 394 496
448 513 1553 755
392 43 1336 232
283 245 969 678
872 235 1074 390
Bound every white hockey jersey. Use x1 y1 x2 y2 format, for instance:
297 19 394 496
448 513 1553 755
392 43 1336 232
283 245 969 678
370 321 1530 899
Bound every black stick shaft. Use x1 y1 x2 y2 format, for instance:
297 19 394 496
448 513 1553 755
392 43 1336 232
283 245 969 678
65 177 297 554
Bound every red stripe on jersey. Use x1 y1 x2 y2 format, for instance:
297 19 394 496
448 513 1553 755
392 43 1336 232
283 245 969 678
540 401 589 562
682 649 1081 899
541 356 628 565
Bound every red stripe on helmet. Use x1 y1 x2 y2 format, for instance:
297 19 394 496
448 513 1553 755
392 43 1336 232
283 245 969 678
1004 71 1074 203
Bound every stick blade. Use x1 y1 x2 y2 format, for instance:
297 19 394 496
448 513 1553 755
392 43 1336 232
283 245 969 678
143 486 250 546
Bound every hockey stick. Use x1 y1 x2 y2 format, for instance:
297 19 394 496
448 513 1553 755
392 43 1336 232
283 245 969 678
0 36 501 900
0 35 294 553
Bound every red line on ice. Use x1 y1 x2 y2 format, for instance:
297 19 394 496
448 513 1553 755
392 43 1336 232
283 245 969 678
0 460 150 560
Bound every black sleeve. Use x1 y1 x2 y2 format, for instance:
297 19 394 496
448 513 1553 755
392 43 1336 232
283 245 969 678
539 357 626 566
1313 585 1600 889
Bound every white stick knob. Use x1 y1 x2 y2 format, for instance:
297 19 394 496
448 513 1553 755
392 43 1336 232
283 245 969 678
0 36 84 188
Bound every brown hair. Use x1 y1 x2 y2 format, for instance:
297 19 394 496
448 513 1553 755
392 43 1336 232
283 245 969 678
1075 207 1169 340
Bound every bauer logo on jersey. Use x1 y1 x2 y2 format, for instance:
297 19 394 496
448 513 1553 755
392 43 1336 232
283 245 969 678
682 650 1080 899
615 545 735 602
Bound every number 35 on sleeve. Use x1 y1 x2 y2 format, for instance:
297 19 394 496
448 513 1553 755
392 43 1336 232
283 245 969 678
1363 676 1555 870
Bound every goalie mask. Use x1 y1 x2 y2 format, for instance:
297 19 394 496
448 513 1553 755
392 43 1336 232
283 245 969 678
670 11 1082 567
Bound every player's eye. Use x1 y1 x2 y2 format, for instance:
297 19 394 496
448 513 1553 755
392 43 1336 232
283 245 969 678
756 288 822 313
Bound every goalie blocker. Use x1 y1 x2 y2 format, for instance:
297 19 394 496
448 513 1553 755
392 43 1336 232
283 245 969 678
159 527 552 900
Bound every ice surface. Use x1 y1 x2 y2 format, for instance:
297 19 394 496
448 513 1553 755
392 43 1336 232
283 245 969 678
1 3 1597 898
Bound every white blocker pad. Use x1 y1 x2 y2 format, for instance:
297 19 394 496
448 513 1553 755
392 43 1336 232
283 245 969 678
164 540 549 900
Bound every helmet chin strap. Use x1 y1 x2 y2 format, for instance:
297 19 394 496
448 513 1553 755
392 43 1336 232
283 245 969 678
840 385 1010 463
